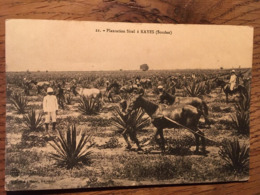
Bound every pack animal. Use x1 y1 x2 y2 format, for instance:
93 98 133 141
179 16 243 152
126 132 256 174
214 78 248 103
75 87 103 99
159 91 210 127
128 94 206 153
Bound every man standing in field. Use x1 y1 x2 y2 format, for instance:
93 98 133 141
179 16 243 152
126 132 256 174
43 87 58 131
229 70 237 91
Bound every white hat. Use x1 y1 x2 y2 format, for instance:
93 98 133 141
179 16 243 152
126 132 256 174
158 85 163 89
47 87 53 93
231 70 235 73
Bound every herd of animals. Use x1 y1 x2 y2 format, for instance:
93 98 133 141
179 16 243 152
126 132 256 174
6 69 251 154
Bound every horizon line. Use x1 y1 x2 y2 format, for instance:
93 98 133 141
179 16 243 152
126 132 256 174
6 67 251 72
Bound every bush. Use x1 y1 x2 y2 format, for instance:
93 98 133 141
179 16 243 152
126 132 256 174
77 96 102 115
219 138 249 173
9 93 28 114
49 124 94 169
23 109 44 131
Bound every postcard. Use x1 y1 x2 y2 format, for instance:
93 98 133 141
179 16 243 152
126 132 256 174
5 19 253 190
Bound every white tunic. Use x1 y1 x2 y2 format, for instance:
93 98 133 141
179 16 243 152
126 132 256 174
43 95 58 112
230 74 237 91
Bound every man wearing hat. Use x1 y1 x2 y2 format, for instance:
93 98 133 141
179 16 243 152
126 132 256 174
43 87 58 131
229 70 237 91
157 85 167 104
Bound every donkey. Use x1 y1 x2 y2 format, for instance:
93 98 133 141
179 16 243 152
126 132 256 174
128 94 206 154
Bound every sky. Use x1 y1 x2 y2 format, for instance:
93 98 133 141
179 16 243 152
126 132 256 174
6 19 254 72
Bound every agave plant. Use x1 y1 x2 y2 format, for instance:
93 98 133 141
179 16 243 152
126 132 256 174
77 96 102 115
235 89 250 112
219 138 249 173
111 107 150 135
231 112 249 135
23 109 44 131
184 81 206 97
231 89 250 136
49 124 93 169
9 93 28 114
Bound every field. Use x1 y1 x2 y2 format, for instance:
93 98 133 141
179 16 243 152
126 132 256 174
5 69 250 191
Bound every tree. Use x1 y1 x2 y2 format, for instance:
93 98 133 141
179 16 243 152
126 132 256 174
140 64 149 71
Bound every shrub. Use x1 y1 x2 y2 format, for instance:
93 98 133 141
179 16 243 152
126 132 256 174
219 138 249 173
49 124 93 169
9 93 28 114
111 107 150 135
23 109 44 131
77 96 102 115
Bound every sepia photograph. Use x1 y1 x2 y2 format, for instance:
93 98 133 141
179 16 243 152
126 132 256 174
5 19 253 191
